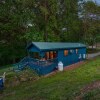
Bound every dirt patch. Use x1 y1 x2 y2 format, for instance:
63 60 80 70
64 61 85 71
81 81 100 93
75 81 100 100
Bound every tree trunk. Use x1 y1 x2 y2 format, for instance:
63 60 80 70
44 0 48 42
13 57 16 64
96 42 97 49
44 31 48 42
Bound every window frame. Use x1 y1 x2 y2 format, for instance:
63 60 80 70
76 49 78 54
64 50 68 56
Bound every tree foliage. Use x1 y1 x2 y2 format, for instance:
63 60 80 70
0 0 100 66
79 0 100 45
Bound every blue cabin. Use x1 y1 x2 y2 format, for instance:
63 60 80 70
24 42 86 75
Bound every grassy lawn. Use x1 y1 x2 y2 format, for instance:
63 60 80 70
0 56 100 100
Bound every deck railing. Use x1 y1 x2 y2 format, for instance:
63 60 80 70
27 57 58 75
13 57 58 75
28 57 58 67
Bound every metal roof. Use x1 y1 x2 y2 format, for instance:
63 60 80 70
27 42 86 51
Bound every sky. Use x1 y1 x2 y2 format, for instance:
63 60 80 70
92 0 100 4
96 0 100 4
86 0 100 5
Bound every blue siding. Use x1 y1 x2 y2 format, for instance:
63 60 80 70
38 63 57 75
28 45 40 52
78 48 86 54
58 48 86 67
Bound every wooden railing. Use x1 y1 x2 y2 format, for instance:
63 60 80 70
28 57 58 66
13 57 58 75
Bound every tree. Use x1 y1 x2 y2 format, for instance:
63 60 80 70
57 0 81 42
0 0 34 64
25 0 80 42
78 0 100 48
0 0 82 66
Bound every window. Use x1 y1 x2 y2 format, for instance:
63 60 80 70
83 54 86 59
45 51 57 60
76 49 78 54
64 50 68 56
53 51 57 58
79 54 82 59
69 49 73 54
50 51 54 59
45 52 49 59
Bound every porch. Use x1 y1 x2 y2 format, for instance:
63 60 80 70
28 51 58 75
27 57 58 75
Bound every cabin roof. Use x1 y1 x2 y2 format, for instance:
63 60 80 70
27 42 86 51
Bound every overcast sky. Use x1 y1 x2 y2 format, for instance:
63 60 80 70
92 0 100 4
96 0 100 4
86 0 100 4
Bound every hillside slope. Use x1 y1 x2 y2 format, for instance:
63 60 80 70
0 56 100 100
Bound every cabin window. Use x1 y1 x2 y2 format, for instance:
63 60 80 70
83 54 86 59
45 52 49 59
79 54 82 59
69 49 73 54
45 51 57 60
64 50 68 56
50 51 54 59
53 51 57 58
76 49 78 54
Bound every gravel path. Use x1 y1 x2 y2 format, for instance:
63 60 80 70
87 52 100 59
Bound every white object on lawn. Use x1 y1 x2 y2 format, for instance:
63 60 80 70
58 61 63 71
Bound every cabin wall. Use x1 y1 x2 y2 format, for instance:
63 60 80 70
58 47 86 67
78 47 86 54
28 45 40 52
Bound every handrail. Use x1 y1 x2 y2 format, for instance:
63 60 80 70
19 57 30 63
28 57 58 62
28 57 58 67
13 57 58 70
13 57 30 69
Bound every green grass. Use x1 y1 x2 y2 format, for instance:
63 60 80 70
0 56 100 100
